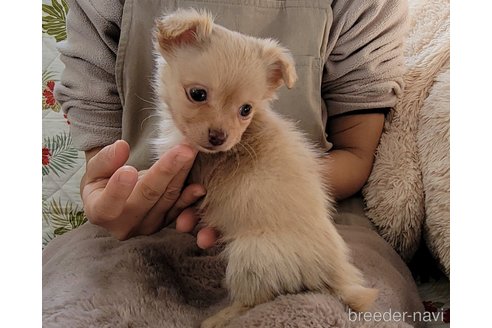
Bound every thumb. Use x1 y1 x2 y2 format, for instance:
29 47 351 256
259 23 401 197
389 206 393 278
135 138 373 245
85 140 130 183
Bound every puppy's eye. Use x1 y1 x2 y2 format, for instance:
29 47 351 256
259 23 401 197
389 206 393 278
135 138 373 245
187 88 207 103
239 104 252 118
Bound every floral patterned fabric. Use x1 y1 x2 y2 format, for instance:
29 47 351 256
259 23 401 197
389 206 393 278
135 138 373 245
42 0 87 247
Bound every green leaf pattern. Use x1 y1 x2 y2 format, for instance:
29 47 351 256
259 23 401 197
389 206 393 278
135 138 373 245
45 199 87 233
42 132 78 177
42 199 87 247
42 0 68 42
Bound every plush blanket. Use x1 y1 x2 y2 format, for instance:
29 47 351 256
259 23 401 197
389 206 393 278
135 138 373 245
362 0 450 273
418 62 450 276
43 223 424 328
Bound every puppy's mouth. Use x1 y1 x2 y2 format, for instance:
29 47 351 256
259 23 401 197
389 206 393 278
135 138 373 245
178 128 232 153
183 132 239 154
195 143 233 154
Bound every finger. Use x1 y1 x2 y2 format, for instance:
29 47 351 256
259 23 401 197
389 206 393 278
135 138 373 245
197 227 218 249
125 144 197 229
164 184 206 223
139 159 199 234
83 166 138 225
85 140 130 183
175 207 200 233
137 186 201 236
140 183 204 235
128 144 196 205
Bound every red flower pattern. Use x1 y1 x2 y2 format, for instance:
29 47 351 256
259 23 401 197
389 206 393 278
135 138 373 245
42 147 52 166
43 80 56 107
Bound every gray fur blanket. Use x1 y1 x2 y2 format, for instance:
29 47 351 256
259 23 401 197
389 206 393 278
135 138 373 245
43 223 424 327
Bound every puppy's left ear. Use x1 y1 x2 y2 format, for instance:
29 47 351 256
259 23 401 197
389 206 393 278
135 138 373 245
155 8 213 56
262 40 298 91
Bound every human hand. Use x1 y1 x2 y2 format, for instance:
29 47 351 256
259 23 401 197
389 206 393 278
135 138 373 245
81 139 218 247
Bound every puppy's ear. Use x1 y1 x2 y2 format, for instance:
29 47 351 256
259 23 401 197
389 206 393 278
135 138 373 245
155 8 213 56
262 40 298 91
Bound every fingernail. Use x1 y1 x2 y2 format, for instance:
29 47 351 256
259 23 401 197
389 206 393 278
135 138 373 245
118 167 136 185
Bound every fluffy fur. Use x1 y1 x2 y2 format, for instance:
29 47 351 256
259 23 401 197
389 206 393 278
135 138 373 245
362 0 449 266
152 9 377 328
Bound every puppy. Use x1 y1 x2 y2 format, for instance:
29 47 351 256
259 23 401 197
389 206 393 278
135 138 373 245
151 9 378 328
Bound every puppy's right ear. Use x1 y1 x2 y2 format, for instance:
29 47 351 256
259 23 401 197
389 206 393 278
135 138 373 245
155 8 213 56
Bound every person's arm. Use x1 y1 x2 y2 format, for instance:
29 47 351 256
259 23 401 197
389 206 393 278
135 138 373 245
54 0 125 151
324 113 385 201
320 0 408 199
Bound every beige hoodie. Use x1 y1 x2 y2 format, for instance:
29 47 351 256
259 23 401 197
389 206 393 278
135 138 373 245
55 0 408 170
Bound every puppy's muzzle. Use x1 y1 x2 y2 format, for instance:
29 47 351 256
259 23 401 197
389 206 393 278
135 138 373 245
208 129 227 146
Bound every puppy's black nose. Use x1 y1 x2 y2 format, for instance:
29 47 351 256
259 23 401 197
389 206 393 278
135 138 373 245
208 129 227 146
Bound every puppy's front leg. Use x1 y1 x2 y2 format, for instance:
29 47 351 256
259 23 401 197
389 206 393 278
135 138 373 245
200 302 250 328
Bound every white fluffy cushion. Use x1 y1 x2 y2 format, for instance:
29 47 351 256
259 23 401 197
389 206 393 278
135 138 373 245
418 63 450 276
362 0 450 270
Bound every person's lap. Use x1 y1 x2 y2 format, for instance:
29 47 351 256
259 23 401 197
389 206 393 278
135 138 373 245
42 196 424 327
334 195 376 230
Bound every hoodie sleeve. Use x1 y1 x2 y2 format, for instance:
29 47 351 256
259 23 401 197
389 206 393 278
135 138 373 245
54 0 125 151
322 0 408 117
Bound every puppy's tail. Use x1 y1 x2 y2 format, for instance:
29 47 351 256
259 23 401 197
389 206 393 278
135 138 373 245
340 285 379 312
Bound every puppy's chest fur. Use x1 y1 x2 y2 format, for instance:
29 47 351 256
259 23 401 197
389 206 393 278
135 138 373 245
154 109 331 239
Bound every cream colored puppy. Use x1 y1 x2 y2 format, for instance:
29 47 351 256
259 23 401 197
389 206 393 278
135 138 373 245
152 9 378 328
